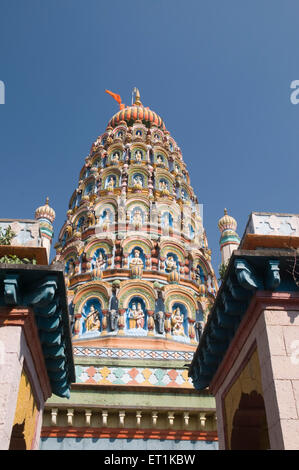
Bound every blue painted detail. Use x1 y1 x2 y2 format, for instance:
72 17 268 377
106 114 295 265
234 259 262 290
40 437 219 451
266 260 280 290
221 290 246 316
80 298 102 336
206 336 228 355
48 369 67 382
189 252 299 391
23 277 57 307
40 331 62 347
216 307 239 329
51 382 70 399
201 348 219 365
36 315 60 332
226 277 250 300
36 299 59 317
3 275 19 305
0 268 74 398
42 344 66 359
45 357 66 371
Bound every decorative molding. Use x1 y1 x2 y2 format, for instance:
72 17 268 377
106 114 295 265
41 426 218 441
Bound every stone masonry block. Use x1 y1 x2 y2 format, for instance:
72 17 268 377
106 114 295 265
273 379 298 420
265 309 299 327
280 419 299 450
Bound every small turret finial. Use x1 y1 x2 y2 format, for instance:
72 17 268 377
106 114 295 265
46 197 49 205
224 208 227 215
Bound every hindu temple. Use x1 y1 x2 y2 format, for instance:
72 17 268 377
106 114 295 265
40 89 219 450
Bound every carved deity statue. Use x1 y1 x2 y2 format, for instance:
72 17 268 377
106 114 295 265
181 190 187 201
195 321 203 342
94 252 106 271
85 306 101 332
165 255 177 273
171 307 185 336
156 155 164 166
130 249 143 278
135 303 145 328
154 310 165 334
135 150 142 162
159 180 170 195
128 302 145 329
101 212 110 231
67 261 75 277
133 175 143 190
106 176 115 192
111 152 120 164
132 209 143 229
109 309 119 331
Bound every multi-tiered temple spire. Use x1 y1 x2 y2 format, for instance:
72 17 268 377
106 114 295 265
54 89 217 341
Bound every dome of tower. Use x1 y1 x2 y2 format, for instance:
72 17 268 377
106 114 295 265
218 209 237 232
35 197 56 223
107 89 166 130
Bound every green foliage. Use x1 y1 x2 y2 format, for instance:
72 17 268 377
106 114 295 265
0 225 16 245
218 261 229 282
0 255 37 265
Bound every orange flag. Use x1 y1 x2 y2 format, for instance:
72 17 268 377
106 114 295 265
105 90 125 109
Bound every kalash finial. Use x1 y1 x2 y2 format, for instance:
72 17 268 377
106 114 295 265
134 88 142 106
35 196 56 223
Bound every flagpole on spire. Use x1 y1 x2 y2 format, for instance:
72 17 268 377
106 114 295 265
132 87 137 105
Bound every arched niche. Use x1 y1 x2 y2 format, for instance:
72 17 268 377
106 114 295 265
170 302 188 337
118 281 156 311
98 207 115 227
85 240 113 260
91 247 108 271
129 206 146 226
75 215 85 232
131 172 146 189
230 391 270 450
129 246 146 268
125 296 147 335
164 252 180 274
164 286 197 321
65 257 76 276
132 147 145 163
161 211 174 229
121 238 152 257
84 181 94 196
79 298 102 337
104 174 118 190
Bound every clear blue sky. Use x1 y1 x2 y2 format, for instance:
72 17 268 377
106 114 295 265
1 0 299 272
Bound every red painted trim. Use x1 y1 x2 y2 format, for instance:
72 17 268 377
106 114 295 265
210 291 299 395
41 426 218 441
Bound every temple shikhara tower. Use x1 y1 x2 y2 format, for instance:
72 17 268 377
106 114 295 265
41 89 218 450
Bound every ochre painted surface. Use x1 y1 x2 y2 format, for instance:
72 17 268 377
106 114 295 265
223 348 263 449
12 368 39 449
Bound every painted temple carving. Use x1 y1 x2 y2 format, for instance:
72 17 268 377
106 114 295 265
54 89 218 345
